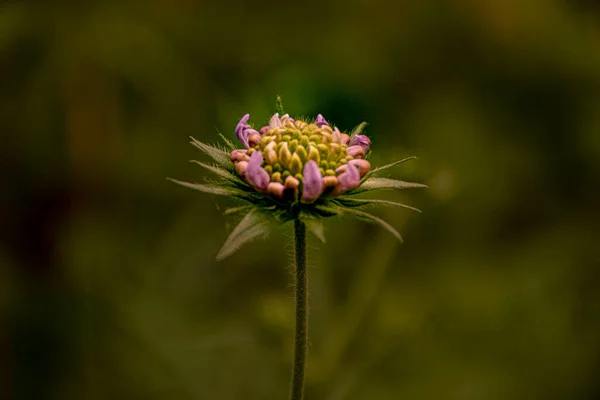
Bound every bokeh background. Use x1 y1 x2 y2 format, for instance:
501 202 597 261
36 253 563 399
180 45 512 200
2 0 600 399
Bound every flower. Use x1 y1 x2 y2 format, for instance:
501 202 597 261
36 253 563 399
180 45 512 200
170 107 426 258
236 114 260 149
229 113 373 202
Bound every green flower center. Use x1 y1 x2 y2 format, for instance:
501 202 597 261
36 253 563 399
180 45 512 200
246 120 354 183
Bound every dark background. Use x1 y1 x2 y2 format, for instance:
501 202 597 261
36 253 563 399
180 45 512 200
2 1 600 399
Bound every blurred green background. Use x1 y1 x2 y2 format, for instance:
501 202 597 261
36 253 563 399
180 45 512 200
2 0 600 399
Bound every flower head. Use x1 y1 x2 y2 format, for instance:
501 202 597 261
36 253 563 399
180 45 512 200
171 106 426 259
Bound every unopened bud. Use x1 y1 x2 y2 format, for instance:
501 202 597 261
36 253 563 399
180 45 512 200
349 159 371 177
248 133 261 148
307 145 320 163
235 161 248 176
278 142 292 169
289 153 303 175
295 145 308 163
347 145 365 159
267 182 285 198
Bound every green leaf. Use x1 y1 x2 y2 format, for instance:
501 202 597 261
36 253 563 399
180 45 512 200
189 137 230 166
318 206 403 243
224 206 253 216
217 132 236 150
302 217 326 243
364 156 417 179
216 209 270 261
167 178 246 197
190 160 236 180
351 121 368 136
352 177 427 194
334 198 422 213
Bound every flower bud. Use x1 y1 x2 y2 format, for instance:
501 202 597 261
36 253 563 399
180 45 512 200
335 164 348 175
248 133 261 148
317 144 329 159
259 126 270 135
328 143 341 161
231 149 249 162
235 161 248 176
323 175 338 188
349 134 371 151
264 142 278 164
271 171 282 183
307 145 320 163
349 159 371 177
246 151 270 191
269 113 282 129
278 142 292 169
315 114 329 127
295 145 308 163
289 153 303 175
332 127 342 144
284 175 300 199
309 134 322 144
267 182 285 198
289 139 299 153
340 133 350 145
301 160 324 203
346 145 366 159
235 114 257 148
333 163 360 195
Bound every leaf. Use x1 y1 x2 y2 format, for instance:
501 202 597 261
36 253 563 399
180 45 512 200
224 206 253 215
167 178 247 197
216 209 270 261
352 178 427 194
334 198 422 213
302 217 326 243
218 132 236 150
364 156 417 179
316 206 403 243
351 121 368 136
190 160 236 180
189 137 230 166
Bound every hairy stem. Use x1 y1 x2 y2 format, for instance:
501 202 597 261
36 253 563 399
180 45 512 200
290 219 308 400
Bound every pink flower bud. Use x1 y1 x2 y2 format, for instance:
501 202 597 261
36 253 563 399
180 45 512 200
346 145 366 159
235 161 248 176
301 160 324 203
349 159 371 177
349 134 371 151
230 149 249 162
267 182 285 198
246 151 270 191
247 133 261 147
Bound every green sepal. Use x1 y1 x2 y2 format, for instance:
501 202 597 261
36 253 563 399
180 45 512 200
168 178 248 197
189 137 230 166
300 213 326 243
316 205 403 243
333 197 422 213
350 121 368 136
351 177 428 194
216 209 271 261
190 160 236 180
363 156 417 180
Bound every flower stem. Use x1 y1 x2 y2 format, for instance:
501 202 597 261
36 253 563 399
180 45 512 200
290 219 308 400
